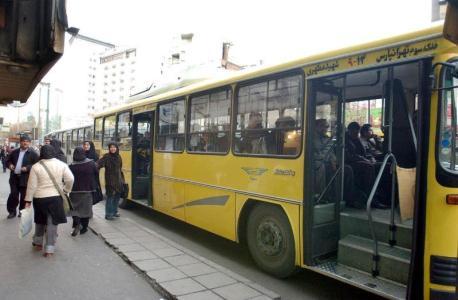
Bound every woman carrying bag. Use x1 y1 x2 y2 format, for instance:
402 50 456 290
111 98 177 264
97 142 124 220
69 147 98 236
24 145 74 257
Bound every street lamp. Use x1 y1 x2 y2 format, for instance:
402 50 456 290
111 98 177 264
7 100 26 128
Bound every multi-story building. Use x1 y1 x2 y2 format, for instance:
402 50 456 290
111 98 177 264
87 48 137 116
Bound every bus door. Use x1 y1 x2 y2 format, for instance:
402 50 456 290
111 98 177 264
304 78 345 263
131 111 154 205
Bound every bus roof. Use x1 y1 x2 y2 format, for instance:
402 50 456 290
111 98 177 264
95 24 447 118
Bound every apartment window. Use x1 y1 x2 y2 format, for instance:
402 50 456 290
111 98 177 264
156 99 185 152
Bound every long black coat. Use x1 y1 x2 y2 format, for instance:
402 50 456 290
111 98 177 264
6 148 39 186
97 153 123 196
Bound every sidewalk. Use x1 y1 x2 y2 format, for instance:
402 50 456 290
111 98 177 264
90 204 281 300
0 172 162 300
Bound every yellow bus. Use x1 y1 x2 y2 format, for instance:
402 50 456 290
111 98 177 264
88 23 458 300
45 125 93 161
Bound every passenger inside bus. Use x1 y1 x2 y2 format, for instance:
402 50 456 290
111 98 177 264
360 123 384 161
345 121 389 209
313 119 354 206
240 112 266 154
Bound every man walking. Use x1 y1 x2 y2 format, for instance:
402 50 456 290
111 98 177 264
6 135 39 218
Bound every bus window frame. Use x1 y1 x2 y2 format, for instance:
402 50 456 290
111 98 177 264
186 86 233 156
84 126 93 142
116 109 133 151
436 58 458 187
232 70 305 159
72 129 78 148
102 114 117 149
94 117 103 141
155 97 186 153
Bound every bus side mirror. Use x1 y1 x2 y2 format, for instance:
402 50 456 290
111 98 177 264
444 0 458 45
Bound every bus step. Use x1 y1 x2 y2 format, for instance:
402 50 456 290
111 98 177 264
340 207 412 249
338 235 411 285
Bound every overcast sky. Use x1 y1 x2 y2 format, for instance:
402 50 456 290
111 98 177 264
2 0 434 128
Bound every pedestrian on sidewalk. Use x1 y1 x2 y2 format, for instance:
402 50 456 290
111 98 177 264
97 142 124 220
25 145 74 257
50 138 67 164
6 135 39 218
69 147 98 236
1 145 8 172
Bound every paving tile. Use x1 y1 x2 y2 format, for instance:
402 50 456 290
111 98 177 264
116 243 146 252
213 283 261 300
146 267 187 283
160 278 206 296
101 232 128 239
177 263 216 277
249 296 273 300
139 240 170 250
132 235 163 243
178 290 224 300
164 254 199 266
247 283 280 299
133 258 171 272
193 272 237 289
152 247 184 258
105 237 135 247
124 250 157 261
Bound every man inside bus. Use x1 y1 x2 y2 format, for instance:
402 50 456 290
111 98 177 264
345 122 388 209
313 119 354 206
241 112 266 154
360 123 383 161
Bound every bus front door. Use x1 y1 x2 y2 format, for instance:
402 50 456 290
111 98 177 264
131 111 154 206
304 79 344 264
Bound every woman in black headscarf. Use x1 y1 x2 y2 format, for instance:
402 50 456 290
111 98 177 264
50 139 67 163
97 142 124 220
69 147 98 236
25 145 74 256
83 141 99 161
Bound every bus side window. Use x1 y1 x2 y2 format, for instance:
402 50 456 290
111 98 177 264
234 74 303 157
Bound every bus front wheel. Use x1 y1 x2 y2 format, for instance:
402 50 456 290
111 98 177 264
246 204 296 278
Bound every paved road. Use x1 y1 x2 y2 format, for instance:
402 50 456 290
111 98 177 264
114 201 381 299
0 172 162 300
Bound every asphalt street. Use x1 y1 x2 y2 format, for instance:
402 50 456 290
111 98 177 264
0 171 162 300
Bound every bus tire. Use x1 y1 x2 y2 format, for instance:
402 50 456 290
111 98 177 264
118 197 132 209
246 204 296 278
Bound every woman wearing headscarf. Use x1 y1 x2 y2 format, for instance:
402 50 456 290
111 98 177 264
83 141 99 161
50 139 67 163
69 147 98 236
24 145 74 257
97 142 124 220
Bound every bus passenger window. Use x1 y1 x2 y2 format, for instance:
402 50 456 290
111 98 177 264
234 74 303 156
188 89 231 154
94 118 103 141
102 115 116 148
156 99 185 152
117 111 132 151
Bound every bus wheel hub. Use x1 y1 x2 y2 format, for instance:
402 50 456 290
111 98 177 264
256 221 283 256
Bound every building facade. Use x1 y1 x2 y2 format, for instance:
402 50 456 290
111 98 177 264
87 48 137 116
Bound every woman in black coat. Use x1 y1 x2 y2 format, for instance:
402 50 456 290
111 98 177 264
50 139 67 164
69 147 98 235
97 142 123 220
83 140 99 161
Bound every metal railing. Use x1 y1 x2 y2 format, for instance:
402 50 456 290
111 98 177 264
365 153 398 277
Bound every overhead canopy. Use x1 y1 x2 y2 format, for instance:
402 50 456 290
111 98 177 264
0 0 67 104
